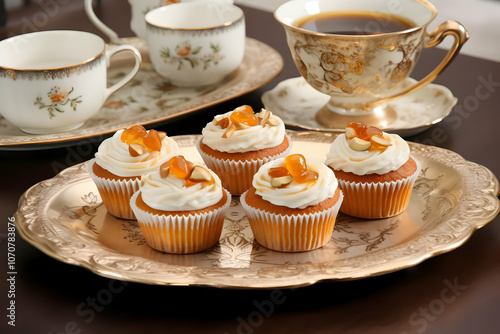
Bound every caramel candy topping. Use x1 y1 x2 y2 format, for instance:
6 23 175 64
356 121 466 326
121 125 146 145
230 105 259 127
121 124 165 156
143 129 162 152
345 122 392 152
159 156 214 187
214 106 279 138
268 154 318 189
284 154 318 184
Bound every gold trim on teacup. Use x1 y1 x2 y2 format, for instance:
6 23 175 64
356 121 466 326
146 4 244 32
0 51 105 81
146 16 244 36
274 0 437 39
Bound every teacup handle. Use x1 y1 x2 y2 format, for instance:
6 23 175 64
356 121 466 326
379 20 469 106
104 45 142 101
84 0 123 44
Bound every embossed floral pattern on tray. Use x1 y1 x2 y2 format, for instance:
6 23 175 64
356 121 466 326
15 132 500 288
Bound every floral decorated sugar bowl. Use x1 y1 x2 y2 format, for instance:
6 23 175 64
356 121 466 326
145 1 245 87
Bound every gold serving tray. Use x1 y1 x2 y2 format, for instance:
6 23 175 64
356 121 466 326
0 37 283 150
15 131 500 288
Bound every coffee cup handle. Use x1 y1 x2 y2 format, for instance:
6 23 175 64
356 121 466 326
104 45 142 101
374 20 469 107
84 0 123 44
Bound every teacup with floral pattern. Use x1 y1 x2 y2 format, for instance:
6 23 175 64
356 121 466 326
145 2 245 87
0 30 141 134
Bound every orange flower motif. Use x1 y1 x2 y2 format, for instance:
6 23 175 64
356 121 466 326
36 86 82 119
176 45 191 57
49 91 67 104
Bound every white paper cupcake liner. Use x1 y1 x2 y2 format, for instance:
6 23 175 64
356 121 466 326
87 159 140 219
196 136 292 196
337 157 421 219
240 190 343 252
130 189 231 254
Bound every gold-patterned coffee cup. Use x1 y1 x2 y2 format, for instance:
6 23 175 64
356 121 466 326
275 0 469 129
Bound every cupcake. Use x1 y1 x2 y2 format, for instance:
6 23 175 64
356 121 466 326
196 105 292 196
130 155 231 254
240 154 343 252
88 124 181 219
325 122 421 219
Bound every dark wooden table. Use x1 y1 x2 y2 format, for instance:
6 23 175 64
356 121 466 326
1 1 499 333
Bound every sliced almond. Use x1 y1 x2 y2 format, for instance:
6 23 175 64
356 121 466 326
159 162 170 178
271 175 294 188
157 131 167 141
188 166 212 182
234 105 252 113
345 126 356 139
265 117 280 127
258 109 271 125
129 143 145 157
222 123 236 138
371 135 392 147
214 116 230 129
348 137 372 151
234 122 251 130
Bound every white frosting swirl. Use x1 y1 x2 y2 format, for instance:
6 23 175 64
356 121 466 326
201 109 286 153
325 133 410 175
253 157 339 209
140 167 224 211
95 129 181 177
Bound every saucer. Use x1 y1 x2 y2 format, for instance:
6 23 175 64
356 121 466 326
262 77 458 137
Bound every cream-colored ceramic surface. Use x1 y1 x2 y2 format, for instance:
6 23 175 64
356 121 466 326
0 31 141 135
85 0 234 43
262 77 457 137
145 2 245 87
14 131 500 288
274 0 468 111
0 37 283 150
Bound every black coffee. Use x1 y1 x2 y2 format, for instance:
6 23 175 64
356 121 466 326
295 11 416 35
